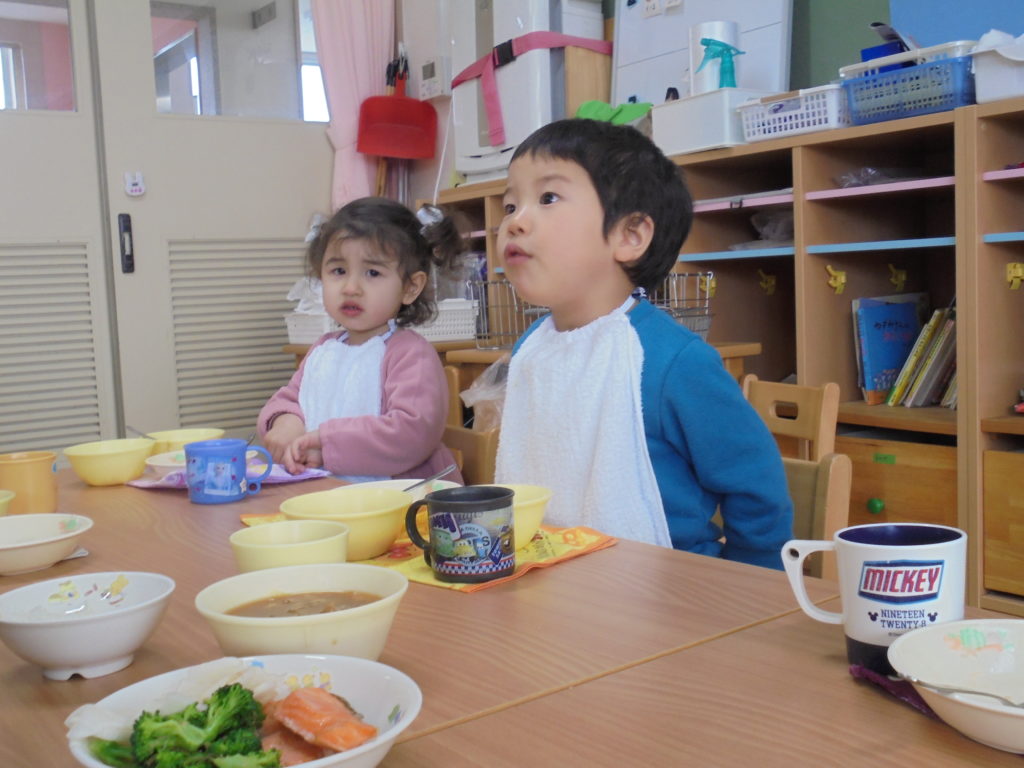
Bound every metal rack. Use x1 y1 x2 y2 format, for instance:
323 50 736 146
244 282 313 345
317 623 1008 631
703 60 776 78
647 271 714 340
467 279 547 350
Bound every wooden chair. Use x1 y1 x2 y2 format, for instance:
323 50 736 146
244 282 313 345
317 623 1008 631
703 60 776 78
742 374 840 462
442 365 498 485
444 365 463 428
443 425 499 485
784 452 852 580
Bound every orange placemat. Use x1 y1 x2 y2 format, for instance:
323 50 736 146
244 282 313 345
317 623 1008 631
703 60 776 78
237 513 616 592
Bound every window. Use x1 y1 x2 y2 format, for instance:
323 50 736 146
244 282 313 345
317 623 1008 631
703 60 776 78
297 0 327 122
0 0 73 111
149 0 326 122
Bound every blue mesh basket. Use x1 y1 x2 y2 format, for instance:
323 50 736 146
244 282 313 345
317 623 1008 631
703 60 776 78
841 55 975 126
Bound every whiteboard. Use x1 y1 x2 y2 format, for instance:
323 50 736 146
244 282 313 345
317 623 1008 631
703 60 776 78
611 0 792 106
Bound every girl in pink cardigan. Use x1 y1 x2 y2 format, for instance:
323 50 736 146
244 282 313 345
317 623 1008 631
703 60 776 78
259 198 464 483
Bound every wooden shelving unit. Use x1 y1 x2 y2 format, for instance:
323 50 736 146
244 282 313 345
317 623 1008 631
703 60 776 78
434 97 1024 614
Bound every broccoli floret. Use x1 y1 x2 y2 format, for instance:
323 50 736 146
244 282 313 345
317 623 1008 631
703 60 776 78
178 701 207 727
207 728 263 757
131 711 208 764
210 750 281 768
150 750 209 768
88 738 137 768
202 684 265 741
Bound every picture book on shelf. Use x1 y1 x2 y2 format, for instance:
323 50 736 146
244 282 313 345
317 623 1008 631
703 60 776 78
853 295 925 405
851 293 929 390
886 306 948 406
904 312 957 407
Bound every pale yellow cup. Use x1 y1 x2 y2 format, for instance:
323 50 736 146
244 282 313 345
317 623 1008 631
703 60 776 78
229 519 349 573
0 452 57 515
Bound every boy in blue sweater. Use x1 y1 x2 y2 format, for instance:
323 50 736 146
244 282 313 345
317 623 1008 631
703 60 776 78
493 118 792 569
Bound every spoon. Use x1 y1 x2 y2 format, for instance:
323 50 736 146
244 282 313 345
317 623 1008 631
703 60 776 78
125 424 149 439
402 463 458 494
902 674 1024 708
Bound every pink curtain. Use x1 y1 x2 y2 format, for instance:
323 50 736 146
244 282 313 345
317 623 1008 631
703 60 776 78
312 0 394 208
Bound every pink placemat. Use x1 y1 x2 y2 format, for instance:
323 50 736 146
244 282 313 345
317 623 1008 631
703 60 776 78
128 464 331 489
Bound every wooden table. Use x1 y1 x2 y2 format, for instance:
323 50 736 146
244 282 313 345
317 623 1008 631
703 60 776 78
2 470 835 764
446 341 762 391
7 475 1014 765
386 601 1020 767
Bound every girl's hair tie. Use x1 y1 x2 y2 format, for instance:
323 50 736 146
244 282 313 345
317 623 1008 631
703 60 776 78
416 204 444 235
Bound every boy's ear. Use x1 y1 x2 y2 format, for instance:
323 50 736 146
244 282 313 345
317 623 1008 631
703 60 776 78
402 270 429 304
612 213 655 265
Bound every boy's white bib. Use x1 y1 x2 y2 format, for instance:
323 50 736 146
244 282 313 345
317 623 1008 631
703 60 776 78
495 303 672 547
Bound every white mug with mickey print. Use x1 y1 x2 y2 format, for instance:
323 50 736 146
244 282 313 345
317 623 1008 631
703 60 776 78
783 523 966 675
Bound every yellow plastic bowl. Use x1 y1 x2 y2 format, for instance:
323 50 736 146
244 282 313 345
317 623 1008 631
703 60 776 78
64 439 155 486
194 563 408 659
500 484 552 550
146 428 225 455
0 490 14 516
279 487 412 561
229 519 349 573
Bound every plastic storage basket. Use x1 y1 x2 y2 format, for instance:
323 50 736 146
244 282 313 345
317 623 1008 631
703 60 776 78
839 41 977 126
468 279 547 350
647 271 714 341
972 43 1024 104
412 298 478 342
738 84 850 142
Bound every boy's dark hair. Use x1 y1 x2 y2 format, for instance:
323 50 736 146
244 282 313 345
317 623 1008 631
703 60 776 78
511 118 693 293
306 197 466 326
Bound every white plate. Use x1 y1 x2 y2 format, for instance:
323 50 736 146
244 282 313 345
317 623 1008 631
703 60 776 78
67 654 422 768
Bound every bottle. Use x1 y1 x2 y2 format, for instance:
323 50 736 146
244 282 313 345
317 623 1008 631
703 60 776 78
695 38 745 89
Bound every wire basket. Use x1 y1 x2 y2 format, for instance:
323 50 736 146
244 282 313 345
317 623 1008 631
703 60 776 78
468 279 547 349
647 271 714 340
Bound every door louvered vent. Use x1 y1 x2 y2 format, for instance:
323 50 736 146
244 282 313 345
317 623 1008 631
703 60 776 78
0 243 104 453
169 239 305 430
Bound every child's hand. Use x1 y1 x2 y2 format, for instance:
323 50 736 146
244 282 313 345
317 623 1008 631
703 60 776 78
264 414 306 464
283 430 323 475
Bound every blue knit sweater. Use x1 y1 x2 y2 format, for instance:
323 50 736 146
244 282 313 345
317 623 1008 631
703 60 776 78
515 299 793 569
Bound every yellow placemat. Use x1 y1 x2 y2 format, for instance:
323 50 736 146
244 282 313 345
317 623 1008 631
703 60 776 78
237 513 617 592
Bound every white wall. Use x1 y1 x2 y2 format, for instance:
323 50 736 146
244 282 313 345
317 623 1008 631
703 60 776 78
397 0 455 207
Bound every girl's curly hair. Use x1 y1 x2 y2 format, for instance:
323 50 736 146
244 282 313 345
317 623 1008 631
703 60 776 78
306 197 466 327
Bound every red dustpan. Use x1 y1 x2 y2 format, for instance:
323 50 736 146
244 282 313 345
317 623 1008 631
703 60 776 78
357 78 437 160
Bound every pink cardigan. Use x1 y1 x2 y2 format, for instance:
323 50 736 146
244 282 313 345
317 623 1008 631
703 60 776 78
259 328 463 482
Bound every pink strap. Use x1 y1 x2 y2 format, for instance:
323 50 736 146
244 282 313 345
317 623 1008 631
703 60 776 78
451 31 612 147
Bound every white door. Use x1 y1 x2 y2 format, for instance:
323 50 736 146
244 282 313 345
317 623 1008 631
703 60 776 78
0 0 333 453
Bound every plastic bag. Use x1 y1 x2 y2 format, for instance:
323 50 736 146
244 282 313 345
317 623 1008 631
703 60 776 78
833 167 926 188
287 277 326 314
459 355 509 432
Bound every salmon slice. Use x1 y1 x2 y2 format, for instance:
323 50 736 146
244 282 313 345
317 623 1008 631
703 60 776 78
273 687 378 752
262 726 330 767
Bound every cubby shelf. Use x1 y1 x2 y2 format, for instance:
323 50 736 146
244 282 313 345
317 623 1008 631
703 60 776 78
693 192 794 213
981 416 1024 436
806 237 955 254
680 247 795 262
805 175 955 200
981 167 1024 182
982 232 1024 243
838 401 957 435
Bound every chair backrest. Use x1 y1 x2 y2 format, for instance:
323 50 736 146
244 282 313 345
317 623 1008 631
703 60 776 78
444 365 463 428
784 452 852 580
443 365 501 484
742 374 840 461
443 425 498 486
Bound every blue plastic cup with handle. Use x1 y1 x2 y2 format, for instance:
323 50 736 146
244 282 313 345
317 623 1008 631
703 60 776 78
184 439 273 504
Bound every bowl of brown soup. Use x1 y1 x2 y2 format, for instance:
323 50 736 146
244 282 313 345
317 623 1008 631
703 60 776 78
193 563 408 660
